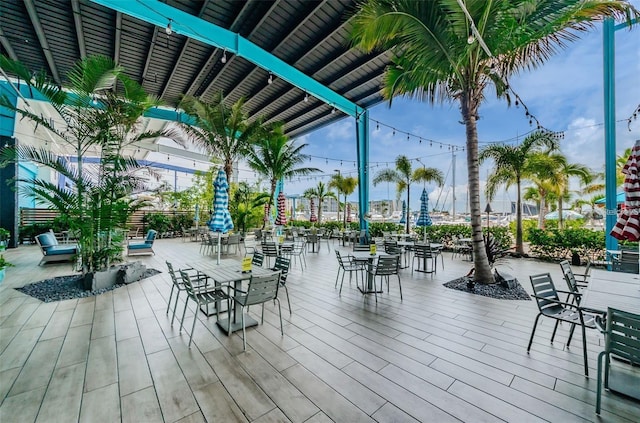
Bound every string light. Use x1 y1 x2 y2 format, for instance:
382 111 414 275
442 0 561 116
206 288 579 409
304 92 309 102
165 19 173 35
331 106 336 114
221 49 227 63
268 73 273 84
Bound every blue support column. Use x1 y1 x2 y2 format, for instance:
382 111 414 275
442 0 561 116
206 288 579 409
356 110 369 234
0 83 19 247
603 18 618 253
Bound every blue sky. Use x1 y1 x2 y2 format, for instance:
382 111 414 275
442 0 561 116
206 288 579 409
240 16 639 214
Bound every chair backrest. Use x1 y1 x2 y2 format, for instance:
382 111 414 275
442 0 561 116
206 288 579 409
244 272 281 306
165 261 181 285
272 256 290 285
262 241 279 257
413 243 433 259
353 244 370 252
603 307 640 365
252 252 264 267
529 273 564 316
35 232 58 251
179 269 198 296
375 255 400 276
559 260 580 296
335 250 347 268
145 230 158 244
306 233 318 243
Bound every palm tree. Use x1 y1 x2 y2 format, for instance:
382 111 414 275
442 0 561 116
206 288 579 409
303 181 336 224
179 93 263 183
549 158 593 228
245 123 320 224
329 174 358 229
350 0 637 282
480 130 559 254
372 155 443 234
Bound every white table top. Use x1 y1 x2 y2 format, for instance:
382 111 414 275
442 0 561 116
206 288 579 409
581 269 640 314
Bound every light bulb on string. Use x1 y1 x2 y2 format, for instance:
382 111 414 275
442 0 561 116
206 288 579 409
165 19 173 35
221 49 227 63
268 73 273 84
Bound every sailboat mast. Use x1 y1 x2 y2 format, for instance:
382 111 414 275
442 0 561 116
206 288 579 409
452 150 456 220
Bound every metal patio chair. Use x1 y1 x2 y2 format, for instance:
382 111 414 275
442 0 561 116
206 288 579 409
595 307 640 414
231 272 283 351
528 273 596 377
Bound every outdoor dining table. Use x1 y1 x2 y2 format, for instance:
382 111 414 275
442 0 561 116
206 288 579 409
580 268 640 315
350 251 384 294
188 259 276 335
580 269 640 401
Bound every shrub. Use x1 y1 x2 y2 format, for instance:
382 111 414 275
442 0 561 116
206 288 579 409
527 228 605 261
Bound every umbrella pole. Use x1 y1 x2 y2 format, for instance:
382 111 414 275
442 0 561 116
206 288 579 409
217 232 221 265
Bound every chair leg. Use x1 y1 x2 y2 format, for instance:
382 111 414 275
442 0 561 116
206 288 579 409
241 306 247 351
567 323 577 347
581 323 589 377
551 320 561 344
276 298 284 335
339 272 346 294
335 268 341 288
171 290 181 326
596 351 605 414
284 286 292 314
397 275 402 300
188 301 198 348
527 314 542 352
166 284 176 314
179 297 190 332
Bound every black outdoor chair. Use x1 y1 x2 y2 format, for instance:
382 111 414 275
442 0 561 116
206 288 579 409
261 241 279 268
271 256 292 314
528 273 596 377
252 252 264 267
335 250 364 294
368 254 402 302
165 261 209 326
412 243 436 274
595 307 640 414
179 270 231 348
231 272 282 351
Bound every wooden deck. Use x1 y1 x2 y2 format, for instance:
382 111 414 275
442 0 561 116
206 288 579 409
0 238 638 422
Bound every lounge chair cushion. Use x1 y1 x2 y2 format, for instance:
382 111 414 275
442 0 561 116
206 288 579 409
128 243 153 250
45 245 78 256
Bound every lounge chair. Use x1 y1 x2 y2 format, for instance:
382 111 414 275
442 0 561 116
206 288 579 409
127 230 157 256
35 231 78 265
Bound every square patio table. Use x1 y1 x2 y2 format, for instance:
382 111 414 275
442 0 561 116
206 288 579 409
188 259 276 335
350 251 384 294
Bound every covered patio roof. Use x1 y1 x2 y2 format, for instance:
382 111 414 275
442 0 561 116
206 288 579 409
1 0 390 139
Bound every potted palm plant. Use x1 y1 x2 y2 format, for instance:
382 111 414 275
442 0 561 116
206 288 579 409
0 228 9 251
0 254 13 282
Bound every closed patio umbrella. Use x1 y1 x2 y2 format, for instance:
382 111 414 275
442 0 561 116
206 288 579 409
346 203 352 223
611 139 640 242
416 189 433 227
208 169 234 264
309 198 317 223
263 203 270 223
399 200 407 224
275 191 287 226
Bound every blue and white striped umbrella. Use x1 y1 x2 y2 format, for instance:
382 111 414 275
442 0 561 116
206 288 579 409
416 188 433 227
208 169 234 233
399 200 407 224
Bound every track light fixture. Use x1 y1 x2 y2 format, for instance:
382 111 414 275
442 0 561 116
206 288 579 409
166 20 173 35
221 49 227 63
268 73 273 84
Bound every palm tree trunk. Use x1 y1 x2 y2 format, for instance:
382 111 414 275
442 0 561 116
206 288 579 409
558 197 564 229
317 197 323 224
461 94 493 284
406 186 410 234
538 195 546 229
515 177 524 254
